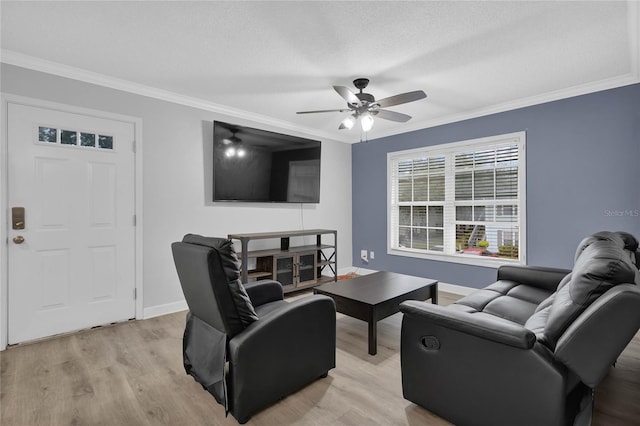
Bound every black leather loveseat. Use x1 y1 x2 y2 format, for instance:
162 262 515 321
400 231 640 426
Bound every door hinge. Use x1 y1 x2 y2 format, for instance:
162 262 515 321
134 288 137 300
132 140 136 153
133 214 136 226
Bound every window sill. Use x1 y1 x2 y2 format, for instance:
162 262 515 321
387 248 524 268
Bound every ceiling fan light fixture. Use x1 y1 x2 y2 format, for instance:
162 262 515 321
361 114 374 132
296 78 426 133
341 115 356 130
223 129 247 158
225 144 246 158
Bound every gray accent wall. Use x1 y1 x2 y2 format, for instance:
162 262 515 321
352 83 640 288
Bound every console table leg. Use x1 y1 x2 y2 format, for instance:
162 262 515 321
240 239 249 283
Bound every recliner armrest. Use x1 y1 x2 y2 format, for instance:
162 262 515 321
229 295 336 360
555 284 640 387
497 265 571 292
243 280 284 307
400 300 536 349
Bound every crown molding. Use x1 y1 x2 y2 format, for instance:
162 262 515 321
368 72 640 142
0 49 352 144
2 36 638 146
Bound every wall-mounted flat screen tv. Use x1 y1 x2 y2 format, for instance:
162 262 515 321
213 121 321 203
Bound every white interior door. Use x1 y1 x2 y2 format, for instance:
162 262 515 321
7 103 136 344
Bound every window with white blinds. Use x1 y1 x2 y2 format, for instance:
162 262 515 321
388 132 526 266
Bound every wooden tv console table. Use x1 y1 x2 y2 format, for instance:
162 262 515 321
228 229 337 293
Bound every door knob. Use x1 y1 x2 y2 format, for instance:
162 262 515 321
13 235 25 244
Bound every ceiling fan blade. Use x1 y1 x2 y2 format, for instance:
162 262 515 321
375 109 412 123
376 90 426 108
333 85 361 106
296 108 349 114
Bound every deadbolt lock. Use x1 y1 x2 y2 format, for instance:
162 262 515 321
12 207 25 230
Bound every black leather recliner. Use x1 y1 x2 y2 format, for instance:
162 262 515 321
399 231 640 426
172 234 336 424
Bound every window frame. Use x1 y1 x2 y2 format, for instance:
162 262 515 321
387 131 526 268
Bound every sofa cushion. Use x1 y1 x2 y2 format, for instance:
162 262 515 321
182 234 258 336
541 232 638 349
505 284 553 305
453 280 554 325
454 288 509 312
483 295 541 325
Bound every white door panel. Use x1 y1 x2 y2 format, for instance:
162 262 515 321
8 103 136 344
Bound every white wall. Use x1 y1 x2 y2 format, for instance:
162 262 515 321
1 64 352 322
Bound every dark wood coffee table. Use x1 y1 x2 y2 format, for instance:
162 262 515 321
314 271 438 355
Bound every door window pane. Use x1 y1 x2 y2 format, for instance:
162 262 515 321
99 135 114 149
81 132 96 147
38 127 57 143
61 130 77 145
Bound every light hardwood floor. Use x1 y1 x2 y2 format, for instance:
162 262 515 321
2 291 639 425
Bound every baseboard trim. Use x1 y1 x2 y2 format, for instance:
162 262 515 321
344 266 378 275
438 282 476 296
143 300 188 319
340 267 475 296
140 273 475 319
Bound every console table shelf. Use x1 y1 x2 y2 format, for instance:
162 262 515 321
229 229 337 293
239 244 335 258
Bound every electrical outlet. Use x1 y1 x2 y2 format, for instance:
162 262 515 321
370 251 375 260
360 249 368 262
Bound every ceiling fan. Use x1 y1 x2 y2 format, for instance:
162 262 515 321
221 129 245 158
297 78 427 132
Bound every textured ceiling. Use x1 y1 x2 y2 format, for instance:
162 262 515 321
1 1 638 143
